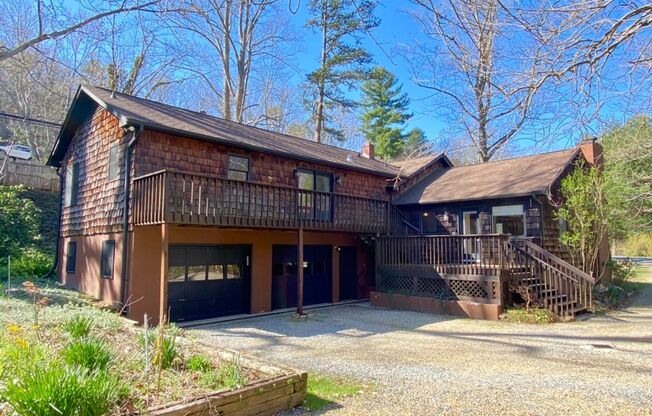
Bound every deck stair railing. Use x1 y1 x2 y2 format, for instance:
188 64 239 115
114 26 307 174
388 204 420 236
506 239 595 319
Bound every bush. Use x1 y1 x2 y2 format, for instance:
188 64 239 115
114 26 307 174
139 327 178 370
0 247 53 279
609 259 636 284
64 315 93 339
62 337 113 372
1 361 127 416
0 185 41 258
187 354 212 373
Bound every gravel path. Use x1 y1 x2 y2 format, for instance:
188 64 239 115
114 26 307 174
195 267 652 415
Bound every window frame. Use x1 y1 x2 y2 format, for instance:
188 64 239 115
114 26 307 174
491 204 526 236
107 145 120 181
66 241 77 274
100 240 115 279
296 169 333 221
64 161 80 207
227 154 250 181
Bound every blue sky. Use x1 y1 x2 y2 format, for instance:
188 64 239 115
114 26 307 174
286 1 449 142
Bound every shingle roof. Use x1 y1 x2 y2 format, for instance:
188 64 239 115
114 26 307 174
389 153 452 177
48 85 402 177
394 148 581 205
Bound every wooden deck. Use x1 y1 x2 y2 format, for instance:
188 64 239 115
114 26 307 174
132 169 389 233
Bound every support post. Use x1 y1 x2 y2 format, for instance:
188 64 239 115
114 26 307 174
297 227 304 316
159 223 169 324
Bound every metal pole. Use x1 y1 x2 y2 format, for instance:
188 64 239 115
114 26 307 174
7 255 10 297
297 227 304 315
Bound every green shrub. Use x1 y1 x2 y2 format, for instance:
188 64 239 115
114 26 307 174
64 315 93 339
1 361 127 416
0 247 53 279
187 354 212 373
62 337 113 372
0 185 41 258
504 307 556 324
608 259 636 284
139 327 178 369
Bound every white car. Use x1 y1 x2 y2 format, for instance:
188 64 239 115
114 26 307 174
0 143 32 160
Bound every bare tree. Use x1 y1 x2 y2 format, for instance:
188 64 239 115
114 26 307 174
175 0 288 123
407 1 651 162
0 0 165 63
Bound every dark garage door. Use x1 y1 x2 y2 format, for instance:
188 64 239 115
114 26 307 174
168 245 250 322
272 245 332 310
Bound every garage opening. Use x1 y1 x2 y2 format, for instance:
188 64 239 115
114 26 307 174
168 245 251 322
272 245 332 310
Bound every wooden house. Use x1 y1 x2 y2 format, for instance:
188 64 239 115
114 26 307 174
47 85 604 324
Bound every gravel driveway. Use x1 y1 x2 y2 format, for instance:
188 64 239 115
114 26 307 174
195 267 652 415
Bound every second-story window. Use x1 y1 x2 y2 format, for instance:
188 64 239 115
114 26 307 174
108 145 120 180
228 155 249 181
64 161 80 206
297 170 332 221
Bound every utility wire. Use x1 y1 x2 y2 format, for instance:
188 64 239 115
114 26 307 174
0 111 62 128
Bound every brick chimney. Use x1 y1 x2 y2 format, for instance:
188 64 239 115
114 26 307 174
579 137 604 168
362 142 375 159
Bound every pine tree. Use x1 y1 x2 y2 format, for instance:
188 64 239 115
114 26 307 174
360 67 412 160
403 128 428 158
307 0 379 143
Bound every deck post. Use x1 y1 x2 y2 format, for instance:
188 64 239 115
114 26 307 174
297 227 305 316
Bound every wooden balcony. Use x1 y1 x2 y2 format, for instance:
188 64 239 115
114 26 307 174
132 169 389 233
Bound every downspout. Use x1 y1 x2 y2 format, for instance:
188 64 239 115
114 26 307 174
120 124 144 311
41 170 64 278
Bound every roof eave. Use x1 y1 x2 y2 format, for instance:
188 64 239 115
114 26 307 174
395 190 549 206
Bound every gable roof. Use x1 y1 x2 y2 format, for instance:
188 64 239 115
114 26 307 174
389 153 453 177
394 148 582 205
47 85 406 177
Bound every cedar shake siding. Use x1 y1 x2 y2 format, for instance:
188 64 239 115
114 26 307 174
135 130 390 200
60 107 128 237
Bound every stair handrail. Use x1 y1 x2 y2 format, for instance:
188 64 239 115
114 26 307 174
520 240 595 285
508 242 577 283
389 204 420 235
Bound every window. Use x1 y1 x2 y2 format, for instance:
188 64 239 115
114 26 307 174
228 155 249 181
108 145 120 180
64 162 80 206
100 240 115 279
66 241 77 273
492 205 525 236
297 170 332 221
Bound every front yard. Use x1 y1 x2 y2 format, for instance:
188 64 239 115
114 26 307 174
0 280 305 415
198 265 652 415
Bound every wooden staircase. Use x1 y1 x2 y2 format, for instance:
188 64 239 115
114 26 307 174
506 239 596 320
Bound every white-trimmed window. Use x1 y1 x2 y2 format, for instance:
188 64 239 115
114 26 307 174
492 205 525 236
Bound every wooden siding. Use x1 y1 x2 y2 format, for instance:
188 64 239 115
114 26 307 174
60 108 127 237
135 130 390 201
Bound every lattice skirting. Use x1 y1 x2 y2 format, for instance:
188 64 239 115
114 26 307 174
378 270 500 304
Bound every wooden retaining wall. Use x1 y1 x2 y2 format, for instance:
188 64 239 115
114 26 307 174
144 348 307 416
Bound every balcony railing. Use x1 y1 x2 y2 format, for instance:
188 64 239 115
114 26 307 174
132 169 389 233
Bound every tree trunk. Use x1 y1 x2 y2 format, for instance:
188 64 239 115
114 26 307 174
314 5 328 144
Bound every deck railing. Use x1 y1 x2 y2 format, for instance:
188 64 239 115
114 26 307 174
507 239 594 318
132 169 389 233
375 235 509 304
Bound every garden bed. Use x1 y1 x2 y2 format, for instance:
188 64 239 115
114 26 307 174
0 280 306 415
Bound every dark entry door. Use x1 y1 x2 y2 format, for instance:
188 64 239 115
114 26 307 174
168 245 250 322
339 246 357 301
272 245 332 310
